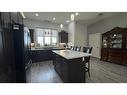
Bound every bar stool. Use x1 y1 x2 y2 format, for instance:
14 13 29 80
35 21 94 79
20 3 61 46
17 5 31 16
76 46 81 52
73 46 77 51
83 47 93 77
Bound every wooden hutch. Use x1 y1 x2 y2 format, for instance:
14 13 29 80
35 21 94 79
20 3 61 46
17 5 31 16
101 27 127 65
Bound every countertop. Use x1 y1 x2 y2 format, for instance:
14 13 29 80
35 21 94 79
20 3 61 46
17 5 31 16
52 50 92 59
31 47 64 51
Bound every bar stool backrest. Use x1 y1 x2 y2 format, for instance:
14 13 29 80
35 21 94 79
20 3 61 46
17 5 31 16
83 47 93 53
76 46 81 52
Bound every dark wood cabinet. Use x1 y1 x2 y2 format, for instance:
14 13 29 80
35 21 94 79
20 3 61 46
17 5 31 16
0 13 17 82
55 56 62 77
2 30 16 82
108 49 123 64
59 30 68 43
0 12 26 82
54 54 69 82
0 31 6 82
61 60 68 82
101 27 127 65
10 12 18 24
53 53 85 83
123 29 127 64
101 48 108 61
29 29 34 43
1 12 11 29
17 12 23 24
31 50 52 63
123 50 127 64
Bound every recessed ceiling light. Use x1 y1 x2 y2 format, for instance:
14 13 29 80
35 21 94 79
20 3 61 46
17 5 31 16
66 20 70 23
35 13 39 16
60 24 63 28
70 14 75 21
53 17 56 20
75 12 79 16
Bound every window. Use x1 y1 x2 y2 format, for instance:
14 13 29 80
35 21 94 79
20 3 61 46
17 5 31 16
36 28 58 46
44 37 51 45
37 37 44 46
52 37 57 45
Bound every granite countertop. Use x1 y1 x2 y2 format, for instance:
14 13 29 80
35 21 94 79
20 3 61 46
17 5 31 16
52 50 92 59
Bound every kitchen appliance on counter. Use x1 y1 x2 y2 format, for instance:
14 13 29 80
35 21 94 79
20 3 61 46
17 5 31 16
59 43 66 49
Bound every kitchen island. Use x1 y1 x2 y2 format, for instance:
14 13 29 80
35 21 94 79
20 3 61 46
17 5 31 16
52 50 92 83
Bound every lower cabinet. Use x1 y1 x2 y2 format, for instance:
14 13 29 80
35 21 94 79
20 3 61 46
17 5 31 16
54 55 68 82
53 54 85 83
101 48 108 61
61 60 68 82
31 50 52 63
55 58 62 77
108 49 123 64
123 50 127 64
101 48 127 65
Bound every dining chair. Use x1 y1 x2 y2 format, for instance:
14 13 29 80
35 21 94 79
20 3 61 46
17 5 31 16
83 47 93 77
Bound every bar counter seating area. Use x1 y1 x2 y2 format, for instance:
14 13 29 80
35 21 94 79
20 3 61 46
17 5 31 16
52 48 92 83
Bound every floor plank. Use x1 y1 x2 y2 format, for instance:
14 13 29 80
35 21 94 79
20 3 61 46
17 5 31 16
86 57 127 83
26 57 127 83
26 61 63 83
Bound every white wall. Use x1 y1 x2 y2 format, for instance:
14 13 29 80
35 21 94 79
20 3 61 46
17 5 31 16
24 19 68 31
88 13 127 34
68 21 75 45
68 21 88 49
89 33 101 58
75 22 87 48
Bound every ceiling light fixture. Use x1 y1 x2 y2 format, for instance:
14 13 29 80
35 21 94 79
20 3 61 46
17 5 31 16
53 17 56 20
75 12 79 16
35 13 39 16
60 24 63 28
70 14 75 21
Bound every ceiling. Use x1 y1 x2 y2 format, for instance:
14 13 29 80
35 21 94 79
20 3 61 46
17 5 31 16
24 12 120 25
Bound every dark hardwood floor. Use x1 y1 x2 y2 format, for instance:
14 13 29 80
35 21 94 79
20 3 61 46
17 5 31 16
26 57 127 83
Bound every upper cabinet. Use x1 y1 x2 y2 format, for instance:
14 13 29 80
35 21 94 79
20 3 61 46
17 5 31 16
109 33 123 49
10 12 23 24
0 12 24 82
17 13 23 24
0 12 23 26
11 12 18 24
102 27 124 49
102 34 108 48
59 30 68 43
0 12 11 30
29 29 34 43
